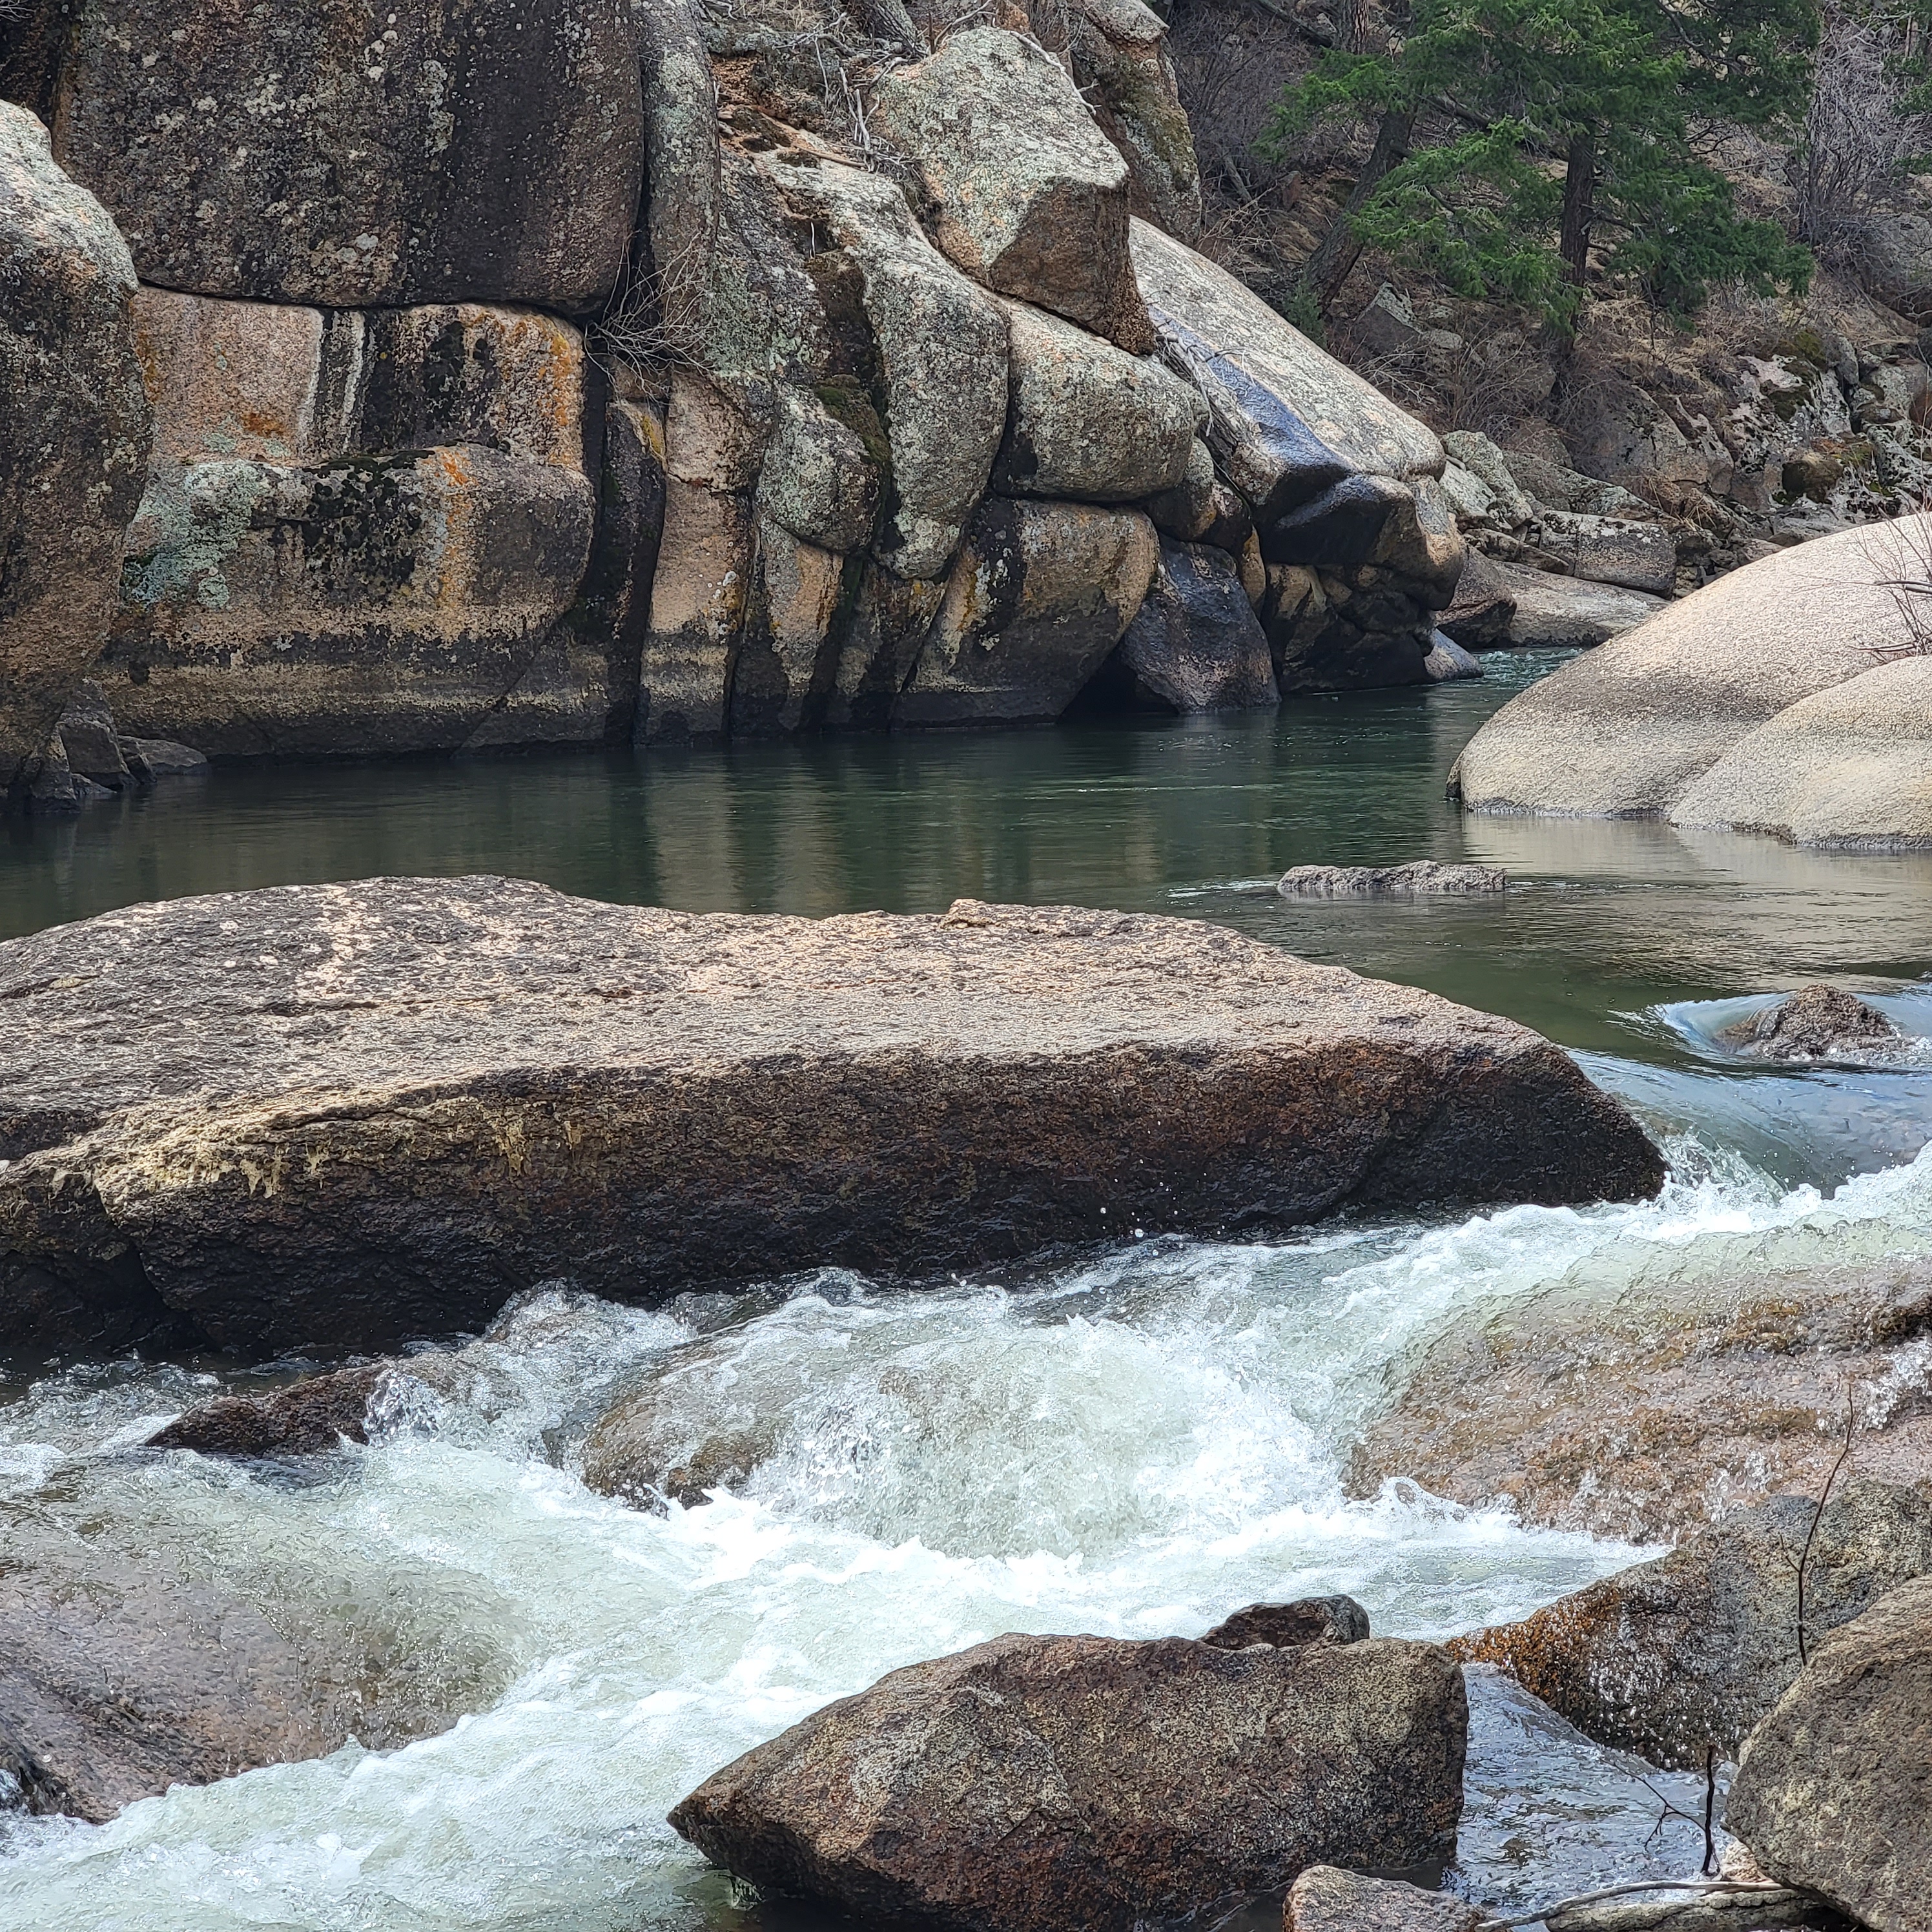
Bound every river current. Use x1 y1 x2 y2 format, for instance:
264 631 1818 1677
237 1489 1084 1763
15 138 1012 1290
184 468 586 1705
3 652 1930 1930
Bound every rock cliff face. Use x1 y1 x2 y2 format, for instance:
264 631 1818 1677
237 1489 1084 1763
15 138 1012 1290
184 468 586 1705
0 0 1463 786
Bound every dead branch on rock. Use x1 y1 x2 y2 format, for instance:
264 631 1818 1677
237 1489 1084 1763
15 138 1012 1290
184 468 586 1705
1635 1745 1720 1878
1793 1392 1858 1665
1495 1877 1825 1932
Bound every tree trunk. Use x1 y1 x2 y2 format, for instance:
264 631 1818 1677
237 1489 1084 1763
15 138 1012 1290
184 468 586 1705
1302 106 1414 316
1559 127 1597 289
1333 0 1370 54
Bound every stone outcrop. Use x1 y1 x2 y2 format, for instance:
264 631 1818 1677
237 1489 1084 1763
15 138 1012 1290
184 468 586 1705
1666 653 1932 850
668 1632 1469 1931
1286 1867 1489 1932
1350 1255 1932 1544
0 876 1663 1353
49 0 645 311
1450 1479 1932 1767
1727 1577 1932 1932
0 101 153 804
1 0 1485 777
1450 521 1923 821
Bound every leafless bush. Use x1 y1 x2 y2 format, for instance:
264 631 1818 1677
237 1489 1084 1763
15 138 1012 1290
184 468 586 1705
1798 3 1932 269
594 235 717 376
1864 499 1932 656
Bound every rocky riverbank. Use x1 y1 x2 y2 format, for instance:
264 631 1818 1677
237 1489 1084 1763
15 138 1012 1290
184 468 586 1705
0 0 1487 814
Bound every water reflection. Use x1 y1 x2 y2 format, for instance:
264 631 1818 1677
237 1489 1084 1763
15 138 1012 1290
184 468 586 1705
5 652 1931 1063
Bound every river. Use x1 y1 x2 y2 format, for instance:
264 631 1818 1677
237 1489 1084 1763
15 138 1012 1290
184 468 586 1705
3 652 1930 1929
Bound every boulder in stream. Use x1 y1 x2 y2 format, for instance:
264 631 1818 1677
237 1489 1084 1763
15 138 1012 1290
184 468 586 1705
1450 1478 1932 1769
1727 1576 1932 1931
668 1631 1468 1931
1286 1865 1489 1932
0 877 1663 1354
1717 985 1910 1063
1279 863 1505 898
1200 1596 1370 1649
147 1362 391 1456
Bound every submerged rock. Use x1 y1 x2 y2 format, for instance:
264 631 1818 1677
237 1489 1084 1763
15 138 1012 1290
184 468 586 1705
1727 1576 1932 1931
1350 1257 1932 1545
1200 1596 1370 1649
0 1517 514 1822
668 1632 1468 1931
1717 985 1909 1062
0 877 1664 1353
147 1362 391 1456
1450 1479 1932 1768
1278 863 1505 898
1286 1865 1488 1932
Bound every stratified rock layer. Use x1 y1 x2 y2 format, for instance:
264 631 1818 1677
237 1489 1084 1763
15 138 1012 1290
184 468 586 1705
0 877 1662 1353
1451 521 1923 821
668 1632 1468 1932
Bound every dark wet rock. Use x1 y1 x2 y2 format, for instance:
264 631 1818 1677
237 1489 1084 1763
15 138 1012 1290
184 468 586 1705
1200 1596 1370 1649
49 0 644 311
1718 986 1909 1064
1278 863 1505 898
1423 633 1483 682
0 101 154 805
0 877 1663 1353
1349 1258 1932 1545
147 1362 391 1457
1286 1865 1488 1932
1450 1479 1932 1769
1728 1576 1932 1931
56 682 130 788
118 737 209 783
668 1631 1468 1931
1115 539 1279 712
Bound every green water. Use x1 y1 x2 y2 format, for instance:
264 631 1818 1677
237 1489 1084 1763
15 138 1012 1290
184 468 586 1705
8 652 1932 1067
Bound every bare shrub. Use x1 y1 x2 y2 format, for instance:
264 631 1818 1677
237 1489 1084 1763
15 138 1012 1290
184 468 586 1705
1864 500 1932 656
1798 2 1932 271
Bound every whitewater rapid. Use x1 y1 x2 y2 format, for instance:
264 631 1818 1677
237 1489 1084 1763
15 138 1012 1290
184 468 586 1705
4 1128 1931 1931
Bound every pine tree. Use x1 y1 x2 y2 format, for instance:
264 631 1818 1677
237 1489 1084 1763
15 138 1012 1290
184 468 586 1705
1268 0 1820 330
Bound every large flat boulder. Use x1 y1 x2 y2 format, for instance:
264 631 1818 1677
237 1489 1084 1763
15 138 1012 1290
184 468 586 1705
870 28 1153 354
1450 522 1917 817
1727 1576 1932 1931
668 1632 1468 1932
1451 1479 1932 1769
1437 551 1664 652
50 0 644 310
0 878 1661 1353
1667 653 1932 849
0 101 153 803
